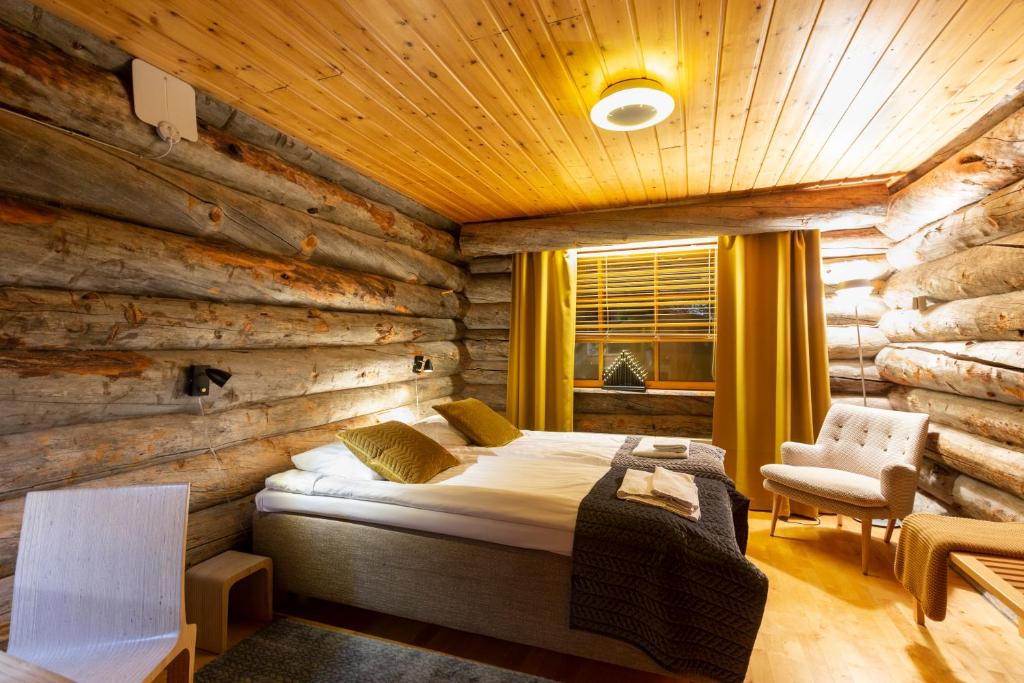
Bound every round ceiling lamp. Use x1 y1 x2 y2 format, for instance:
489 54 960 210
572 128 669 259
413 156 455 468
590 78 675 132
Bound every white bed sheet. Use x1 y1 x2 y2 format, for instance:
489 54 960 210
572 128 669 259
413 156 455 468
256 430 689 554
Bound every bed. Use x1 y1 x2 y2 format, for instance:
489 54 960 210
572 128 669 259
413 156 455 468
253 425 767 681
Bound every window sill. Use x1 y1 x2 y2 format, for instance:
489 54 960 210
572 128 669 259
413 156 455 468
573 387 715 398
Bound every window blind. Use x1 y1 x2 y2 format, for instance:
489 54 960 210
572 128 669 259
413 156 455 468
575 244 716 341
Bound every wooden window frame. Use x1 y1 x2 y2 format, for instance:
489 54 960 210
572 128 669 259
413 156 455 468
574 243 716 391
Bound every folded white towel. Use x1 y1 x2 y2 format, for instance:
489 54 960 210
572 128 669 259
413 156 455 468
616 468 700 521
633 436 689 458
652 466 699 510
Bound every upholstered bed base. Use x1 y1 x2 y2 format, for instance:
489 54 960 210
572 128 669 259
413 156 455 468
252 511 667 674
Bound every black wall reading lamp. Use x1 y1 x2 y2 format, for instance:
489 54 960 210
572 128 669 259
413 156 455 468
412 355 433 374
185 365 233 396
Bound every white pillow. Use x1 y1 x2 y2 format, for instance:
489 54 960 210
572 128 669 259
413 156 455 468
290 442 382 481
412 415 470 448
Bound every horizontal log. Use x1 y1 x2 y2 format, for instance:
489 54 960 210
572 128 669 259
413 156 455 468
464 303 510 329
875 344 1024 406
887 177 1024 269
819 227 893 257
826 326 889 360
953 475 1024 523
831 393 892 410
574 413 713 438
0 199 461 319
889 387 1024 447
0 110 466 291
918 458 957 505
824 295 888 326
462 383 506 412
464 274 512 304
883 108 1024 241
878 290 1024 342
460 184 890 256
463 339 509 362
185 494 255 567
0 394 455 577
572 388 715 416
462 328 510 341
828 362 890 396
460 368 507 385
469 256 513 274
0 26 459 261
0 375 457 498
0 342 460 434
886 341 1023 368
913 490 957 516
926 425 1024 498
883 230 1024 308
820 254 893 285
0 287 458 351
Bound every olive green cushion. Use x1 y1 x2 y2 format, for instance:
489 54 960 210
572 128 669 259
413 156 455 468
338 421 458 484
433 398 522 447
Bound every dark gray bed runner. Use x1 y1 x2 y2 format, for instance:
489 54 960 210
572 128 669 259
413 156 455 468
570 437 768 682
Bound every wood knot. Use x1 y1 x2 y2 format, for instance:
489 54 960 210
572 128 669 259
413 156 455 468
208 206 223 222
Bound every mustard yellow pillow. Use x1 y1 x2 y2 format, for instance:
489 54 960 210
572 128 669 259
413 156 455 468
433 398 522 447
338 421 458 484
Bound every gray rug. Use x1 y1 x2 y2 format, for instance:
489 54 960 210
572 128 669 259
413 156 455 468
196 619 553 682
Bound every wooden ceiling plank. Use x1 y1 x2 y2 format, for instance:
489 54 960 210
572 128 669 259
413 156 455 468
679 0 725 197
872 19 1024 179
341 0 563 213
772 0 917 189
390 0 601 212
707 0 774 194
459 182 891 257
795 0 968 185
583 0 668 205
486 0 632 206
281 0 542 217
752 0 870 190
729 0 823 192
548 7 651 206
830 0 1014 181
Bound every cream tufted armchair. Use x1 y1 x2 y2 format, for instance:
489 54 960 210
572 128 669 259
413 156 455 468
761 403 929 574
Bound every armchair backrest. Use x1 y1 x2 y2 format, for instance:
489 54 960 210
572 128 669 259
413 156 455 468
814 403 928 479
8 484 190 655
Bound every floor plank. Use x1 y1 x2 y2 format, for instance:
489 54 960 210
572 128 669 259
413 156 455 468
207 512 1024 681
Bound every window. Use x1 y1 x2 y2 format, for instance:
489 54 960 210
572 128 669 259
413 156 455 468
574 241 716 390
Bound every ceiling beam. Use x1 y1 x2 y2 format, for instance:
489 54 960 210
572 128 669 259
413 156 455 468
459 183 890 257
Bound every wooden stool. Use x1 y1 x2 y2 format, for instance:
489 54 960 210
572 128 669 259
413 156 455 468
186 551 273 653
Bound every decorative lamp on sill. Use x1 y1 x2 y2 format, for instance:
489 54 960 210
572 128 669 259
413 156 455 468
602 351 648 392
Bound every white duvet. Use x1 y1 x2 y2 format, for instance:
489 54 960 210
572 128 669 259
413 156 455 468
262 430 657 533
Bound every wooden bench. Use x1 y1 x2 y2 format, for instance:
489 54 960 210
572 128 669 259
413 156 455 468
916 552 1024 637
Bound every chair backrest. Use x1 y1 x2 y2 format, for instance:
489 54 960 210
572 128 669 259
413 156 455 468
814 403 929 479
8 484 190 654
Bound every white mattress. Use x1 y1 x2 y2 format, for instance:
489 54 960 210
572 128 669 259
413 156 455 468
256 430 691 555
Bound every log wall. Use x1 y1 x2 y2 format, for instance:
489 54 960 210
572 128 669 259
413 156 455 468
0 13 467 637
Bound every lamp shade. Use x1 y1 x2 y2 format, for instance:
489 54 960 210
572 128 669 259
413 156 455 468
590 79 675 132
205 367 232 387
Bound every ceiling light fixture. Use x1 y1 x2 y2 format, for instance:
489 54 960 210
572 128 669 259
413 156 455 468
590 78 675 132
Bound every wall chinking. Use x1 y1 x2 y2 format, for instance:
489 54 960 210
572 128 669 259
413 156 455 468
0 3 469 637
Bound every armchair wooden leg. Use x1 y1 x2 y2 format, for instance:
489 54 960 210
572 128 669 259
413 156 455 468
861 516 872 575
915 599 925 626
884 518 896 544
836 513 843 528
770 494 781 537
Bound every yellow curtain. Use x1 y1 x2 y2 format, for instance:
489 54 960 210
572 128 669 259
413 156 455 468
506 250 576 431
712 231 831 514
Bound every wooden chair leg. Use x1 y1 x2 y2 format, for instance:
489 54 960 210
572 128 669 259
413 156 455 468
884 518 896 544
836 513 843 528
861 516 872 575
163 646 193 683
915 599 926 626
770 493 781 537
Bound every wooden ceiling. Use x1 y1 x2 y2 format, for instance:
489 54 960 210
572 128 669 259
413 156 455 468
36 0 1024 223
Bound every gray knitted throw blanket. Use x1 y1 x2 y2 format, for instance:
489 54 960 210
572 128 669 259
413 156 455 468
570 437 768 683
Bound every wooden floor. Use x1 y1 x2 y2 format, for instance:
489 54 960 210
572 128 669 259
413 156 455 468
203 512 1024 682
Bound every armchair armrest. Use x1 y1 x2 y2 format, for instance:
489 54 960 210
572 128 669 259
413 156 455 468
779 441 826 467
881 462 919 518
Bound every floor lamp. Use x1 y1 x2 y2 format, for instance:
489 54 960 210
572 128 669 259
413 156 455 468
833 278 874 407
834 278 892 529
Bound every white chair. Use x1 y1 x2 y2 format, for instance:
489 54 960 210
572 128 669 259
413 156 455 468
7 484 196 682
761 404 928 574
